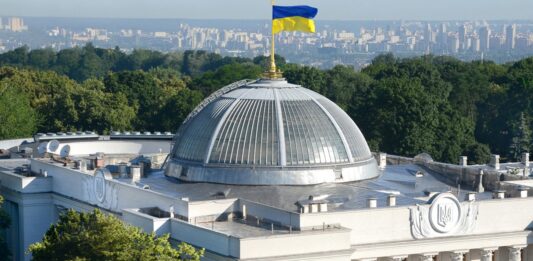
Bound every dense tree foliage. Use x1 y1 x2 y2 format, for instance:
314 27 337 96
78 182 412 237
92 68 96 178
285 55 533 164
0 196 11 261
0 45 258 82
28 209 204 261
2 45 533 163
0 82 36 140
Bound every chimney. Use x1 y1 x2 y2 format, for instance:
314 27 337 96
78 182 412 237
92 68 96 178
490 154 500 170
493 190 505 199
522 153 530 167
76 160 87 172
379 153 387 169
367 197 377 208
130 165 142 183
466 192 476 201
95 152 105 168
387 194 397 207
118 163 128 178
459 156 468 167
519 187 528 198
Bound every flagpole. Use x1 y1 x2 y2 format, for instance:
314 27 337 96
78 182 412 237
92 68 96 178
269 0 278 79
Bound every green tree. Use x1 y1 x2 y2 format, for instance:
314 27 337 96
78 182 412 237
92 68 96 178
0 46 29 66
182 50 222 77
28 209 204 261
0 195 12 261
28 48 56 70
326 65 372 110
509 112 531 161
72 43 106 81
464 143 491 164
75 79 136 133
190 63 262 96
0 67 81 132
283 64 326 93
103 70 177 130
252 54 286 71
159 88 204 131
53 47 82 77
0 82 37 139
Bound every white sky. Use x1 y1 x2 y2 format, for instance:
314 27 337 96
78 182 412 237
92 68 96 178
1 0 532 20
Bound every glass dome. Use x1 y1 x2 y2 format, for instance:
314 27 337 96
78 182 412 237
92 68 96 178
165 79 379 185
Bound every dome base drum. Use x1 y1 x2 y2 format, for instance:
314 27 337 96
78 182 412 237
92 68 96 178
165 157 379 185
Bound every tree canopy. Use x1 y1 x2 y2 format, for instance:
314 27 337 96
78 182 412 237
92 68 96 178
2 45 533 164
28 209 204 261
0 196 11 261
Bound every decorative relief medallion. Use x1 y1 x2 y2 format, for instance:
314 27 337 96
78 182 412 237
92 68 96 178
94 169 107 203
429 193 461 233
410 192 478 239
83 168 118 211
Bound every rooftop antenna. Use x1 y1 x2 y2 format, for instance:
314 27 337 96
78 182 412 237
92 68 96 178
37 142 48 157
59 145 71 158
47 140 60 154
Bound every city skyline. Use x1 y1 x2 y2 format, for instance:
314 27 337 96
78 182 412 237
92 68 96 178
1 0 533 21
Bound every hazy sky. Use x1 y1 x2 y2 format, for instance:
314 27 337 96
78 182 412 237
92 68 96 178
1 0 532 20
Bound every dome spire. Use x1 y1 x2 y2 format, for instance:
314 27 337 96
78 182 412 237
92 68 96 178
265 0 283 79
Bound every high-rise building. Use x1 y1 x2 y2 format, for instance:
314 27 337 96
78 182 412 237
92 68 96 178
7 17 27 32
448 34 460 53
437 23 448 49
440 23 447 34
458 25 467 50
424 23 433 52
471 37 481 52
479 26 491 51
506 24 517 50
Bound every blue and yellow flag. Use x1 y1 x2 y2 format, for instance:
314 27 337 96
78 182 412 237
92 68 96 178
272 5 318 34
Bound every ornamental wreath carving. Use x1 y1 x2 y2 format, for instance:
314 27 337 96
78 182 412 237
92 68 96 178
410 192 479 239
83 168 119 211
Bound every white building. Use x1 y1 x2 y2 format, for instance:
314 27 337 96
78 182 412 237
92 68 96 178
1 79 533 261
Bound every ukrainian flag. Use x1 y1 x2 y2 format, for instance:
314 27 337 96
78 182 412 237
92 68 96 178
272 5 318 34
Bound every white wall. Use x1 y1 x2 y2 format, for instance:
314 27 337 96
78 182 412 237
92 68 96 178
122 209 170 236
238 199 300 228
170 218 239 257
18 194 55 261
0 138 33 150
300 207 411 245
59 140 170 156
0 170 52 193
187 199 237 221
29 160 189 217
239 229 351 259
298 197 533 246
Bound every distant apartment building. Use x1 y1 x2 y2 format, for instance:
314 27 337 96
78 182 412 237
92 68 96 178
506 24 517 50
7 17 28 32
479 26 491 52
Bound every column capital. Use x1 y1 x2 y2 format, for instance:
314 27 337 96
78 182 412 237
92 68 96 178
449 250 468 261
414 253 438 261
507 245 525 261
479 248 496 261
